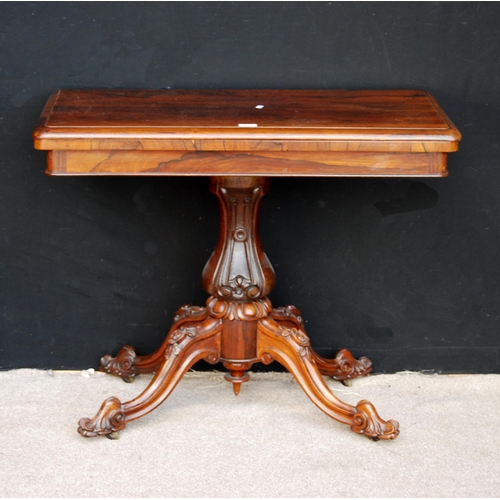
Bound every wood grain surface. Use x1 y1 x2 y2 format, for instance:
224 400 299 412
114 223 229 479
34 89 461 161
48 150 447 177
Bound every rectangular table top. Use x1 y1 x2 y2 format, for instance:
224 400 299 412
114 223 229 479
34 89 461 177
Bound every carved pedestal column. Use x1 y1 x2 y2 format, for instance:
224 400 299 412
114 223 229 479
202 176 275 394
202 176 275 300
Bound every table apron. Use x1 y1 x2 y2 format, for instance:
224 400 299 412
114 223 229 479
47 150 448 177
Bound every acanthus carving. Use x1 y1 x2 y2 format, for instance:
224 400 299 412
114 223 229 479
334 349 372 378
279 326 312 359
313 348 373 381
173 304 207 323
78 396 126 437
271 305 304 327
202 178 275 301
351 400 400 440
214 186 266 300
165 326 200 359
99 345 137 378
206 296 272 321
219 274 260 300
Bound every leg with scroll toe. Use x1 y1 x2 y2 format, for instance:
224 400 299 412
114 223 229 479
257 317 399 441
99 305 208 382
78 316 221 438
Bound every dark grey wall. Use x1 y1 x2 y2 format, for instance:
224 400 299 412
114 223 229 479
1 2 499 373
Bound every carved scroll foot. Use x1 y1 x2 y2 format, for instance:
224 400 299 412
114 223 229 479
99 305 209 381
78 396 126 438
79 315 221 438
257 317 399 441
351 400 400 441
312 348 373 382
99 346 138 382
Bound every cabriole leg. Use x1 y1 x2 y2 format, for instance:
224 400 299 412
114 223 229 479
98 305 208 382
257 316 399 441
78 316 221 438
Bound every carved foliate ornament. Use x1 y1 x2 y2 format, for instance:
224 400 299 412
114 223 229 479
99 345 137 378
165 326 199 359
202 178 275 301
173 305 207 323
206 296 272 321
332 349 372 378
279 326 312 359
271 305 304 327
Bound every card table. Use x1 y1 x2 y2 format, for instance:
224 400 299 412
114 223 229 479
34 89 460 440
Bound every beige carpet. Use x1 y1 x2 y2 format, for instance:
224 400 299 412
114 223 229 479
0 369 499 497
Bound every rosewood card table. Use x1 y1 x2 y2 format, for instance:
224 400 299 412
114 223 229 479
34 89 460 441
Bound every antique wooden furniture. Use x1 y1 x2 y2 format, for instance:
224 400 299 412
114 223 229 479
34 89 460 441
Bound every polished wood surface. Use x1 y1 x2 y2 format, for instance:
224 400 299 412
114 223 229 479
34 89 457 134
34 89 460 176
47 150 447 177
34 89 461 441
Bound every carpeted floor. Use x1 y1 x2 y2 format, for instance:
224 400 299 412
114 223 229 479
0 369 499 497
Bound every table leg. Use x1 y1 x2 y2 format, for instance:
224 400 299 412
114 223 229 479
257 315 399 441
78 316 221 438
98 305 208 382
